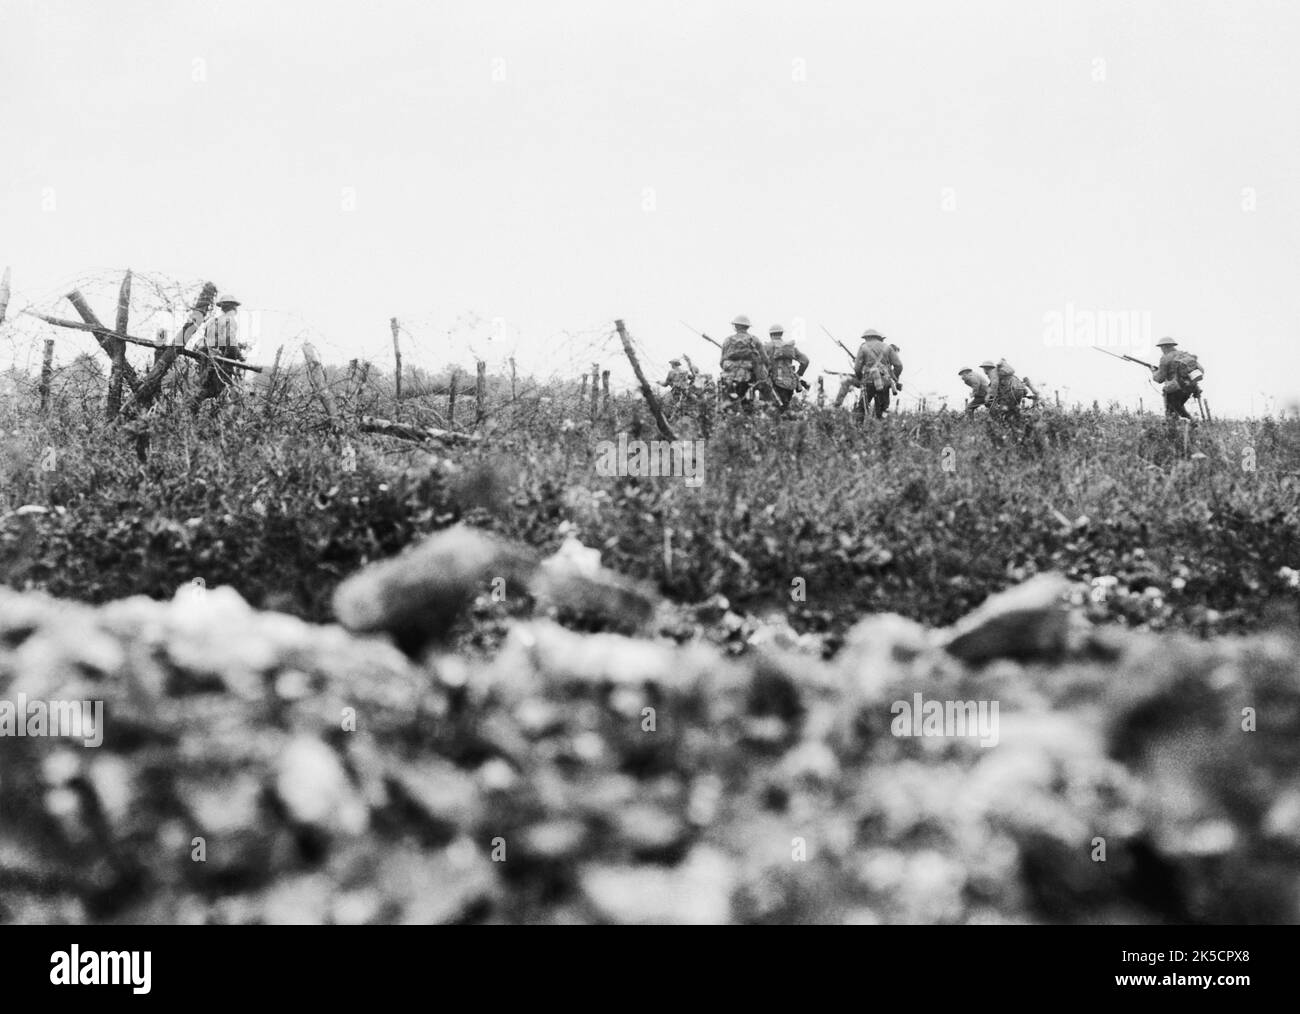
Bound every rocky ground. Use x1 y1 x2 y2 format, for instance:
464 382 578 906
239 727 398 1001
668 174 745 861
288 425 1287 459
1 525 1298 924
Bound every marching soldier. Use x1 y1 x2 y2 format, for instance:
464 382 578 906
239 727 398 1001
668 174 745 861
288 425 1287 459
766 323 810 411
719 314 768 410
958 367 989 415
853 328 902 419
1150 336 1204 421
198 293 245 400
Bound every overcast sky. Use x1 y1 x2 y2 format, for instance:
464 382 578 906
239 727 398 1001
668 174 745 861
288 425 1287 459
2 0 1297 415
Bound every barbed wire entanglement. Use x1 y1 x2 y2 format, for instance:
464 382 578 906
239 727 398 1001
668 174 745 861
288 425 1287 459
0 267 675 445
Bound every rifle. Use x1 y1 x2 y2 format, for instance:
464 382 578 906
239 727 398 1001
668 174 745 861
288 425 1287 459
831 324 899 394
680 320 723 351
1093 347 1157 372
820 324 857 366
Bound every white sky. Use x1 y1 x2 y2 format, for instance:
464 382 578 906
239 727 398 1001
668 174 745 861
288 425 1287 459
2 0 1297 415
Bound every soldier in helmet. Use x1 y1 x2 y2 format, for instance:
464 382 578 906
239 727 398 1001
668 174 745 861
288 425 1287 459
1150 336 1204 420
852 328 902 419
987 358 1033 418
765 323 810 412
718 314 767 410
198 292 245 400
659 357 695 412
958 367 989 415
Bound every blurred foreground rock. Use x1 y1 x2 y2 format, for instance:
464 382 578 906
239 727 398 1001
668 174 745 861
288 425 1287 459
2 553 1299 925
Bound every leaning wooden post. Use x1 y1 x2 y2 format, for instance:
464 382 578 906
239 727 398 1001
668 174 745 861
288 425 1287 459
390 318 402 402
67 288 140 394
601 369 611 417
589 363 600 421
106 268 132 418
579 374 589 403
0 266 11 326
39 338 55 411
475 360 487 426
614 320 674 441
448 367 459 426
302 342 340 426
121 281 217 417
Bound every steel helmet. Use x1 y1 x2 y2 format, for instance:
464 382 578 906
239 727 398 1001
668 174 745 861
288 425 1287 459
958 368 971 375
769 323 784 336
979 360 996 369
216 293 240 307
1156 336 1177 347
861 328 882 340
731 314 751 328
669 358 682 365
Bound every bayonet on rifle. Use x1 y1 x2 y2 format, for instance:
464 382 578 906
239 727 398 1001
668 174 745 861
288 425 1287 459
680 320 723 350
820 324 857 365
1093 346 1157 371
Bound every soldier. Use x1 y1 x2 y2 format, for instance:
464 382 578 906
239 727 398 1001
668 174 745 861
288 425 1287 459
659 358 694 410
988 358 1032 418
1150 336 1204 420
198 293 245 400
832 371 860 409
719 314 767 410
765 323 810 411
958 367 989 415
853 328 902 419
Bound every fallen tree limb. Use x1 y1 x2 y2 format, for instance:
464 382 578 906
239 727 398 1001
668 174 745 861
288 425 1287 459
360 415 481 444
24 311 262 372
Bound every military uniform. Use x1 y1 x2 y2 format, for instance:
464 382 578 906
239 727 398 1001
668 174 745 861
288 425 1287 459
1151 338 1201 420
988 359 1030 417
660 360 694 412
853 330 902 419
719 315 767 409
766 328 810 410
959 368 989 415
198 294 245 401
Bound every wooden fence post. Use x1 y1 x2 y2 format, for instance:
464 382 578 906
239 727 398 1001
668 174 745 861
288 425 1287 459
390 317 402 403
475 360 487 426
601 369 611 417
589 363 600 421
614 320 674 441
106 268 132 418
509 357 517 402
302 342 340 426
121 281 217 417
0 266 11 326
448 367 459 426
67 288 140 394
39 338 54 412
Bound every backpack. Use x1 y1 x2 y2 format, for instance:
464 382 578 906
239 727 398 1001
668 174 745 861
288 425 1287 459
999 373 1027 404
1171 351 1203 391
771 342 799 389
858 342 894 390
721 334 760 383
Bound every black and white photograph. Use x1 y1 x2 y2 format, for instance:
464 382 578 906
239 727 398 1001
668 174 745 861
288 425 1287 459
0 0 1295 992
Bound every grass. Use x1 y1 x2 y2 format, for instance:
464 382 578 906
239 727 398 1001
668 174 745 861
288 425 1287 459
2 362 1299 640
